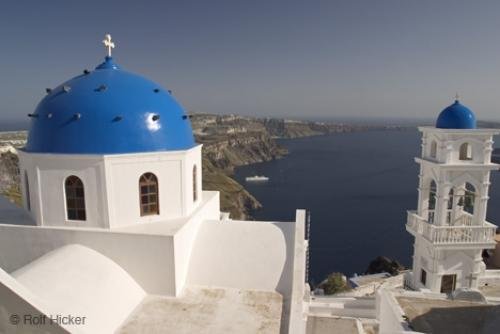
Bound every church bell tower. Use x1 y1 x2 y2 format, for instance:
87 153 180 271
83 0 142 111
406 97 499 293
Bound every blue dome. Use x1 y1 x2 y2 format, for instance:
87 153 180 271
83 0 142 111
25 57 195 154
436 99 476 129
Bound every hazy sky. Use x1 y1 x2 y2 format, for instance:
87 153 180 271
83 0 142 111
1 0 500 123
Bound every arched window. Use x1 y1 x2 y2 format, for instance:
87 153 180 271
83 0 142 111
65 176 86 221
459 143 472 160
428 180 437 210
428 180 437 223
139 173 159 216
446 188 454 223
463 183 475 215
24 170 31 211
430 140 437 158
193 165 198 202
447 188 454 210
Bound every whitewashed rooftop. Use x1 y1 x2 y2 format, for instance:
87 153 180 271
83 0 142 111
118 286 282 334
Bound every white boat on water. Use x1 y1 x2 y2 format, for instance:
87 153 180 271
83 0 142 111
245 175 269 182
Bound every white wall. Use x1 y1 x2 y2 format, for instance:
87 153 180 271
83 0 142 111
419 127 498 165
286 210 308 334
173 191 219 296
18 145 203 229
412 236 480 292
0 224 176 295
0 190 221 297
18 151 108 228
376 289 422 334
105 153 183 227
181 145 203 216
436 249 475 289
12 244 146 334
478 269 500 286
104 145 202 228
186 210 307 334
186 219 289 292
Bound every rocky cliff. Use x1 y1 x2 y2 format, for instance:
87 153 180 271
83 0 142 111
261 118 391 138
0 152 21 206
202 157 262 218
199 132 287 172
195 130 287 218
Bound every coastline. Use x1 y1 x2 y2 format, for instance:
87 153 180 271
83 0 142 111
192 115 410 218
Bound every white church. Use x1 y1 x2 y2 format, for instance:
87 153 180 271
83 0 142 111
0 36 308 334
0 36 499 334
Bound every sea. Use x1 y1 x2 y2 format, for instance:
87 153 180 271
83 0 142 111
234 129 500 284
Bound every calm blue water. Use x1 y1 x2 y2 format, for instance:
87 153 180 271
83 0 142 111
234 130 500 284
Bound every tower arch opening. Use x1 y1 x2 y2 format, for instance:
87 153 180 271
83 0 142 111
428 180 437 223
460 182 476 215
459 142 472 161
430 140 437 158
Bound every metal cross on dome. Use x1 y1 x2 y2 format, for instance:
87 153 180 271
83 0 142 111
102 34 115 57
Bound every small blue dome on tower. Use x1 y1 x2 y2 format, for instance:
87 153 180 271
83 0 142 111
25 42 195 154
436 98 476 129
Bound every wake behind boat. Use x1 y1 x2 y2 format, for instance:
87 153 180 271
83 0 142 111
245 175 269 182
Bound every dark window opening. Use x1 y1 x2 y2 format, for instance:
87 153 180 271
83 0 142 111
459 143 472 160
193 165 198 202
139 173 159 216
24 171 31 211
421 269 427 286
65 176 86 221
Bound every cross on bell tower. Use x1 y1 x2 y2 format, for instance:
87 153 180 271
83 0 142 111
102 34 115 57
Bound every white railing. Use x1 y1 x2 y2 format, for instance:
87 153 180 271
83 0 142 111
406 211 497 245
460 212 474 226
426 209 474 225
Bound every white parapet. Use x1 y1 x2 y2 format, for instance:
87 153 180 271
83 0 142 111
406 211 497 247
